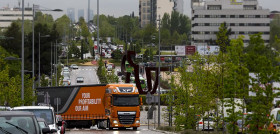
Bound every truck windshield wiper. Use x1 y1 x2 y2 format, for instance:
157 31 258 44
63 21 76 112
5 122 28 134
0 127 12 134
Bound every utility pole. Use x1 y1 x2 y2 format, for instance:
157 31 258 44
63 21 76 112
51 42 52 86
56 40 58 86
157 15 161 127
39 32 41 87
21 0 25 105
32 4 35 105
97 0 100 55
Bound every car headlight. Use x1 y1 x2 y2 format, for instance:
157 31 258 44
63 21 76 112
113 120 118 124
135 120 140 124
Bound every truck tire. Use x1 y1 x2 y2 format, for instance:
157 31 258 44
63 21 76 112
107 119 113 130
133 127 137 130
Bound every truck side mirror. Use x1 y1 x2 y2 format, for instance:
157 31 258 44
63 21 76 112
108 97 113 106
140 97 143 106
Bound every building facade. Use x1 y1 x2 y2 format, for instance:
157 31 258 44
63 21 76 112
78 9 84 20
191 0 270 46
0 8 33 28
139 0 174 28
173 0 184 14
67 8 75 22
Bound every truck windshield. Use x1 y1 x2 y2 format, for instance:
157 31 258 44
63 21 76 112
113 95 139 106
14 109 53 125
277 111 280 121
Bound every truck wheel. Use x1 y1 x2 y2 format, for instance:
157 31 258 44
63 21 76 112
107 119 113 130
133 127 137 130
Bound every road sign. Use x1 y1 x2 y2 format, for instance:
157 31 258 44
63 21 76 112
146 92 152 104
44 92 50 105
54 98 61 105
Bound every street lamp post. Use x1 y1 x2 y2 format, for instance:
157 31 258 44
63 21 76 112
21 0 25 105
97 0 100 55
157 15 161 127
38 33 50 87
32 5 62 104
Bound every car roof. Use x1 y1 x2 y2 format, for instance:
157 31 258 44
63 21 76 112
0 111 35 116
13 106 54 110
36 117 47 122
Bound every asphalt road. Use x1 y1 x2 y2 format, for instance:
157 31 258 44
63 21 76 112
70 66 99 85
66 126 166 134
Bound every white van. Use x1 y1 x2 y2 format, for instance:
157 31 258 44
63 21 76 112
12 106 61 134
271 108 280 129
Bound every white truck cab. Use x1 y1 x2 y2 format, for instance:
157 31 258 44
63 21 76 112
12 105 61 134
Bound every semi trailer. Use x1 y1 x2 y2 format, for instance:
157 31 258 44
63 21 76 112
36 84 142 130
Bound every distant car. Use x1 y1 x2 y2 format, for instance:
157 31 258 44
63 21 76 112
105 54 112 58
76 77 84 83
0 111 49 134
107 64 113 71
63 71 70 77
196 116 214 131
70 64 78 69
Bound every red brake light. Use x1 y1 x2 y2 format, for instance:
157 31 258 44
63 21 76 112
199 122 203 124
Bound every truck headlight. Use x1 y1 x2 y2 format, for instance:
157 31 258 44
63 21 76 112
135 120 140 124
113 120 118 124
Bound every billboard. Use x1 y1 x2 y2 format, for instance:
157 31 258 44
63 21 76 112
186 46 196 55
230 0 243 5
197 45 220 55
175 46 186 56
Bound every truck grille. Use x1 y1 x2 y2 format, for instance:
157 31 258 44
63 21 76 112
118 115 136 124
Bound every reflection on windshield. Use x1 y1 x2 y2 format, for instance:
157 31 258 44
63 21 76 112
113 95 139 106
0 117 35 134
14 109 53 125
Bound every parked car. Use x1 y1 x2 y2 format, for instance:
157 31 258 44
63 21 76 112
0 111 50 134
105 54 112 58
197 116 215 131
70 64 78 69
12 106 61 134
76 77 84 83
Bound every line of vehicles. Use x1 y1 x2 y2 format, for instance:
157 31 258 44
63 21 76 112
0 83 142 133
62 64 85 86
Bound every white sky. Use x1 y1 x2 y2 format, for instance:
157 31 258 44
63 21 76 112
0 0 279 20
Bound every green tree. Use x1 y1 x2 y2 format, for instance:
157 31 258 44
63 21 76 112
111 49 122 61
216 22 231 53
162 13 171 31
245 34 280 133
224 36 249 134
170 11 180 34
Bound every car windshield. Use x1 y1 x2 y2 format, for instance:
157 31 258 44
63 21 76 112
0 116 36 134
14 109 53 125
277 111 280 121
113 95 139 106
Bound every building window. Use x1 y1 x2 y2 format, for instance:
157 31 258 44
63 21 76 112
244 5 256 10
143 2 146 6
143 7 146 13
198 15 204 18
207 5 221 10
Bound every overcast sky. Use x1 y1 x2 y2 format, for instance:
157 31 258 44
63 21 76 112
0 0 279 20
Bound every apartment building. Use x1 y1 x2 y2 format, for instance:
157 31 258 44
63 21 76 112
191 0 270 46
139 0 175 28
0 8 33 28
